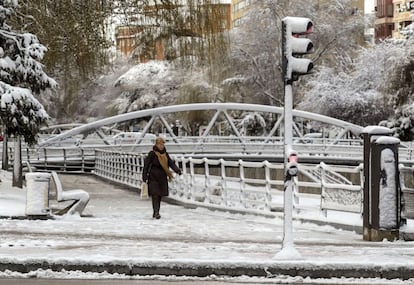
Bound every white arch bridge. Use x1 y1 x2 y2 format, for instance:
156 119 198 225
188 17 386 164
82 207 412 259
34 103 414 166
23 103 414 221
38 103 366 159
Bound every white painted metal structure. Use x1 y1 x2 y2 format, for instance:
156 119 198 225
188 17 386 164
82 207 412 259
39 103 364 149
93 149 366 215
92 149 414 222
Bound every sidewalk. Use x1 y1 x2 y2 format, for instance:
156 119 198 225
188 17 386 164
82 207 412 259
1 170 414 282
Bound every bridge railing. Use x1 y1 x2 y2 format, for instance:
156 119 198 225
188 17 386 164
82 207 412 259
2 137 414 172
26 147 98 172
170 157 280 211
93 149 365 215
400 142 414 162
400 164 414 220
318 162 364 214
94 150 144 187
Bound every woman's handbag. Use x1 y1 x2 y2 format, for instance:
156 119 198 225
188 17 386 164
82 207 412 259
141 162 152 200
141 181 149 199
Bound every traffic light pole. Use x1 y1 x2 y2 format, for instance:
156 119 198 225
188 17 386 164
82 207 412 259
277 26 300 257
276 81 302 259
284 83 294 245
275 17 313 260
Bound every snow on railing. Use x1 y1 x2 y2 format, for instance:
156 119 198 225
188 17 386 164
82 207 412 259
94 150 143 188
317 163 364 214
93 149 364 214
400 164 414 219
6 137 414 173
169 157 281 211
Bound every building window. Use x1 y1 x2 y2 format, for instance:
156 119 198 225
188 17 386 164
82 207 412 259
233 18 242 27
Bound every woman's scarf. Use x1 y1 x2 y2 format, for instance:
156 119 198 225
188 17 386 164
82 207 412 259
154 147 173 181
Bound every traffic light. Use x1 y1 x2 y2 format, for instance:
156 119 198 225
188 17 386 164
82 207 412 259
282 16 314 84
285 151 299 179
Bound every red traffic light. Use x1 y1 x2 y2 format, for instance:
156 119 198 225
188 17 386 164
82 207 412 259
288 153 298 163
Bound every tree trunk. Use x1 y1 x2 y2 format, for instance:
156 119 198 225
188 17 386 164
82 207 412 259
2 131 8 170
12 136 22 188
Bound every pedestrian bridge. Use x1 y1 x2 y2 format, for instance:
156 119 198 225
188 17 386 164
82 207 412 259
34 103 413 167
39 102 364 151
7 102 413 237
16 103 412 223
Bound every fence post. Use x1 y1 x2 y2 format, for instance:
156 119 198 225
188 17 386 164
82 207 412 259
264 161 271 210
189 157 196 201
220 158 226 207
239 159 246 208
81 148 85 172
63 149 67 171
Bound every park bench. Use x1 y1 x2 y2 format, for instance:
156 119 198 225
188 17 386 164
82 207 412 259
51 171 90 216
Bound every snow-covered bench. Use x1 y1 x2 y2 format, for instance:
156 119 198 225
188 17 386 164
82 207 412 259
51 171 90 216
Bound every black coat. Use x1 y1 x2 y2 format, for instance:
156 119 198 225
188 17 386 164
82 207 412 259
142 146 181 197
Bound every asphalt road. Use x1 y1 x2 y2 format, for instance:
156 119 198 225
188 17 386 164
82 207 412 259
0 279 384 285
0 281 262 285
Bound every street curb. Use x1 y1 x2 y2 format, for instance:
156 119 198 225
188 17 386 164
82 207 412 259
1 260 414 280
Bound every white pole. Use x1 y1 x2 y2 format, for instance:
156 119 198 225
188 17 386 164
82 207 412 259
274 81 302 260
283 83 293 249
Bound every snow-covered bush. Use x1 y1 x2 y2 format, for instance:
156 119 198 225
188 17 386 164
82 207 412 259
238 112 267 136
380 105 414 141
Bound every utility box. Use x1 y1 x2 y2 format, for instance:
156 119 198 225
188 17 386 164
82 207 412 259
362 126 401 241
25 172 51 218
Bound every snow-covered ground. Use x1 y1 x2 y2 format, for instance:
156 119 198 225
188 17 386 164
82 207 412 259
1 170 414 284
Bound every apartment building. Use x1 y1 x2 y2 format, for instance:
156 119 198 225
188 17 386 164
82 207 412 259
350 0 365 13
374 0 414 41
374 0 394 40
115 26 141 57
231 0 250 27
392 0 414 38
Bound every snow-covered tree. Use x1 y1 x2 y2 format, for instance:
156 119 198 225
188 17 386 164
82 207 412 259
219 0 366 107
378 37 414 140
0 1 56 140
111 61 179 113
110 60 219 133
19 0 114 122
300 35 414 139
0 0 56 186
298 65 389 126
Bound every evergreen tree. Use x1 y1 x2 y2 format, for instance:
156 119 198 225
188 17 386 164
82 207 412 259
0 0 56 186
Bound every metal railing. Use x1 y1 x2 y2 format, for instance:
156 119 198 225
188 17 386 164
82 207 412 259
400 164 414 219
18 147 411 219
93 149 365 214
1 136 413 172
94 150 144 187
318 162 364 214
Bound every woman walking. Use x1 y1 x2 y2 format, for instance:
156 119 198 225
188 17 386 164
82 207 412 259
142 137 182 219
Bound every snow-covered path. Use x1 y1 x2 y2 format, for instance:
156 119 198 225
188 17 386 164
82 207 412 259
1 173 414 283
